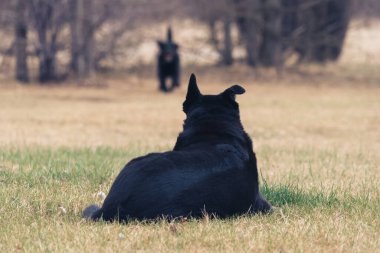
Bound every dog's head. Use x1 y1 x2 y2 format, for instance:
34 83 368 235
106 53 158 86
157 41 178 62
157 27 178 63
183 74 245 121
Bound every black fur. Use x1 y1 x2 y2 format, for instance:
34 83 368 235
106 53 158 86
157 27 180 92
84 74 272 222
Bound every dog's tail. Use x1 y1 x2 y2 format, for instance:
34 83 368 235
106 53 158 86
167 26 172 42
83 204 101 220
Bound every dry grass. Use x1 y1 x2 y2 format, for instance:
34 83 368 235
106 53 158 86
0 20 380 253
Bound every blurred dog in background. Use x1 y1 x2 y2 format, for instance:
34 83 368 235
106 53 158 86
157 27 180 92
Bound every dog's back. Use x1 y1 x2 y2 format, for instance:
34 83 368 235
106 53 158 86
88 145 257 220
84 74 272 221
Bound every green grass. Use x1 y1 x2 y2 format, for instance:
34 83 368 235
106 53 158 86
0 146 131 186
1 147 379 253
2 146 377 210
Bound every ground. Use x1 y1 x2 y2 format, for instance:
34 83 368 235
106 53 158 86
0 20 379 252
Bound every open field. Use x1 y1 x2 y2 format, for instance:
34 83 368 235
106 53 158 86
0 72 379 252
1 21 380 252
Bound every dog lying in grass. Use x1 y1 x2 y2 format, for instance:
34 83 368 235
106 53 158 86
83 74 272 221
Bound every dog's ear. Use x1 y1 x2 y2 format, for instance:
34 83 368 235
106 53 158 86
221 85 245 101
183 74 201 113
186 73 201 100
157 41 165 50
167 27 173 42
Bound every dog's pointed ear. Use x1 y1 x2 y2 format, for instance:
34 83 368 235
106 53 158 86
167 26 173 42
157 41 165 50
183 74 201 113
221 85 245 101
186 74 201 100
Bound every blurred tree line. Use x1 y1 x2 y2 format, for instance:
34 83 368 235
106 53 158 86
191 0 351 68
0 0 377 84
0 0 176 83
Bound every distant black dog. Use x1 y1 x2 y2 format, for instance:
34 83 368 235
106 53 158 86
83 74 272 222
157 27 180 92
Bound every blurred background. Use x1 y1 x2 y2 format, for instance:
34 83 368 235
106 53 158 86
0 0 379 85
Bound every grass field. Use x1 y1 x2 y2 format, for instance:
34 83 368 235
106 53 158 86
1 21 380 252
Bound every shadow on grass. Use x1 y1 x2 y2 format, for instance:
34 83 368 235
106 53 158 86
261 182 380 214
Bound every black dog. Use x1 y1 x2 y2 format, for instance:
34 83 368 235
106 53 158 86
83 74 272 222
157 27 180 92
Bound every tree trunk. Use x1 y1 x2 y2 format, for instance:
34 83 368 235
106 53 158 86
83 0 94 76
39 55 55 83
15 0 29 83
245 20 258 66
209 20 217 46
259 0 282 67
236 0 261 67
70 0 94 79
69 0 79 73
296 5 314 63
310 1 329 62
70 0 85 79
30 1 57 83
222 18 233 66
324 0 351 61
299 0 351 63
37 22 56 83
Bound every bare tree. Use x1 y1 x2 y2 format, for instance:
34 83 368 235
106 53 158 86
235 0 261 66
259 0 282 68
191 0 236 65
14 0 29 83
282 0 352 63
29 0 68 83
188 0 352 68
70 0 101 79
223 17 233 65
70 0 133 76
83 0 95 76
69 0 83 78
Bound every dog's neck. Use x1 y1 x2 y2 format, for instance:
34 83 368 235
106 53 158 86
173 117 251 152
